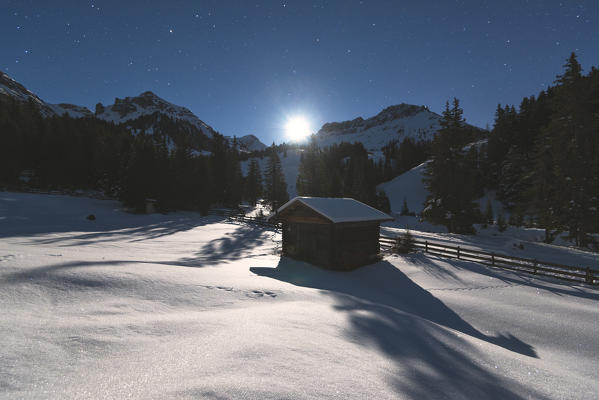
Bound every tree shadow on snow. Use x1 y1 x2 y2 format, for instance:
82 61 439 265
420 253 599 303
251 257 546 399
174 224 277 267
25 215 226 246
402 252 470 284
2 224 276 285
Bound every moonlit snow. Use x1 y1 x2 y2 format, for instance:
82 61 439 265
1 192 598 399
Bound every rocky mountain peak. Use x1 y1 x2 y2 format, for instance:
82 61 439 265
376 103 428 121
315 103 442 151
0 72 55 116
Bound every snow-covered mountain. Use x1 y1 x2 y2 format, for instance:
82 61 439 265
48 103 94 118
0 72 267 153
94 91 218 139
240 105 451 198
0 72 56 116
315 104 441 151
228 134 268 152
0 72 94 118
93 93 269 152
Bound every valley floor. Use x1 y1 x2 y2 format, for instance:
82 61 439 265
1 192 598 399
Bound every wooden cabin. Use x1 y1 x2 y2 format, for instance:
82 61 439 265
268 197 393 270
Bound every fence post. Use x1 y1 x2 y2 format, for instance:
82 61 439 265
425 241 428 253
586 267 593 284
491 252 495 266
533 260 538 275
457 246 460 259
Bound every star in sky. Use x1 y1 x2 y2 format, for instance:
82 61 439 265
1 1 598 144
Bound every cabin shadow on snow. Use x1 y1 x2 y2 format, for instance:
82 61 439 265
251 257 545 399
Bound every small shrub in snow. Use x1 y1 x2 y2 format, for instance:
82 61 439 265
86 214 96 221
393 229 416 254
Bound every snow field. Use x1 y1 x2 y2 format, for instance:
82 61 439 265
1 192 599 399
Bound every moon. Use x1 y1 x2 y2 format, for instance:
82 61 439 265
285 116 311 141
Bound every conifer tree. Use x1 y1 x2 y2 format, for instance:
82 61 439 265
245 158 263 206
423 98 479 233
537 52 597 246
296 136 325 196
484 199 494 225
264 148 289 210
497 210 507 232
400 197 409 216
224 146 243 207
210 133 228 205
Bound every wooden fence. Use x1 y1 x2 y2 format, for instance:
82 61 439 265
208 210 279 228
380 234 599 286
207 209 597 286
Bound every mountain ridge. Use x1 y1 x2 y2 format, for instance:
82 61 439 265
0 72 265 153
2 71 471 154
315 103 443 151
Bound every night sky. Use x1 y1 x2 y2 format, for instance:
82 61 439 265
2 1 598 144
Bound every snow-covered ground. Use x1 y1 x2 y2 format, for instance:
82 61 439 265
377 160 504 219
1 192 599 399
377 160 599 256
377 161 430 215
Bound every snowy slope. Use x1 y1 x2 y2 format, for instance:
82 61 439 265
0 72 55 116
94 91 217 138
0 72 265 152
315 104 441 151
378 160 505 217
226 134 267 152
235 134 267 152
95 93 267 152
377 161 430 215
48 103 94 118
2 191 599 399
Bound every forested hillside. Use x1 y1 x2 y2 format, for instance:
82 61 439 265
419 53 599 246
0 100 287 213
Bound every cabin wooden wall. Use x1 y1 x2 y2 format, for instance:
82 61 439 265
282 222 334 267
331 223 380 270
282 221 380 270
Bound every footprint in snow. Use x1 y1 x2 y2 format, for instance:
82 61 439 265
247 290 277 298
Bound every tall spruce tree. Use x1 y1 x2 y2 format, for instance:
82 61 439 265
224 145 243 207
532 52 597 245
423 98 479 233
296 136 325 196
245 158 263 206
264 149 289 210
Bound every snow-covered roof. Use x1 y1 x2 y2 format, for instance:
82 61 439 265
270 197 393 223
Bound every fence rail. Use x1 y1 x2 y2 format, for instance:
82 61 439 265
207 209 597 285
208 210 279 228
380 235 599 286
